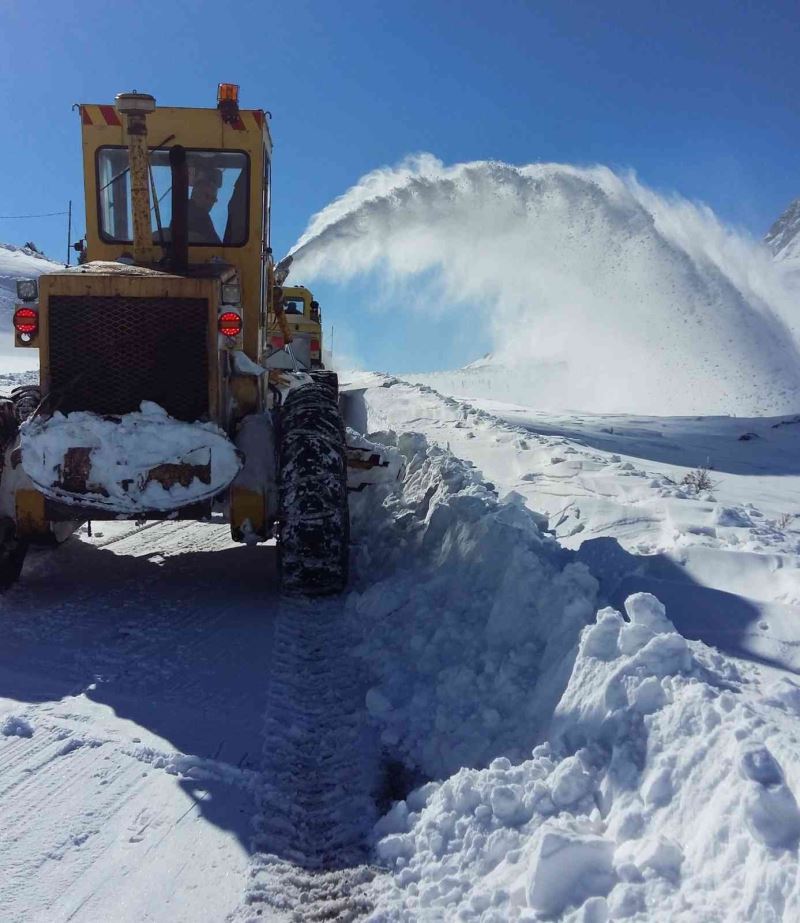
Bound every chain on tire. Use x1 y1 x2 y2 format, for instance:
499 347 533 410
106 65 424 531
278 381 349 596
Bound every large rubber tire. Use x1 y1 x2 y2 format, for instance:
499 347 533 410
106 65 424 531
0 517 27 592
309 370 339 402
278 381 349 596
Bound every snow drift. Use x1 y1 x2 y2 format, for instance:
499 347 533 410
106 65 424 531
368 591 800 922
290 157 800 415
348 430 598 779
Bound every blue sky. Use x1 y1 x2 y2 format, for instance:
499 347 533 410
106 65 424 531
1 0 798 371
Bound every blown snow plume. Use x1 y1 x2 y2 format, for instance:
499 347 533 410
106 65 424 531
290 157 800 415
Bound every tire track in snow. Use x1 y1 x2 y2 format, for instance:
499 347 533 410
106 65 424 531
240 599 381 921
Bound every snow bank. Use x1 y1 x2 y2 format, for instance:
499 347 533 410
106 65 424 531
290 158 800 415
369 591 800 921
348 431 598 778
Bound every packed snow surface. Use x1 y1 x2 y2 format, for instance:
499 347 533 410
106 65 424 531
290 157 800 415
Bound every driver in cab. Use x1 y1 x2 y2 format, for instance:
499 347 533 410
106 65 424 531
187 167 222 245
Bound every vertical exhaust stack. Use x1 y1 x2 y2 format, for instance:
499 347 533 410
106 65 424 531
169 145 189 273
115 92 157 265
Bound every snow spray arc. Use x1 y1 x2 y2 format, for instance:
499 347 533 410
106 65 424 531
289 156 800 416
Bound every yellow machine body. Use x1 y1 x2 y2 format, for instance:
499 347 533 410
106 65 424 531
12 92 279 542
77 102 272 363
267 284 324 368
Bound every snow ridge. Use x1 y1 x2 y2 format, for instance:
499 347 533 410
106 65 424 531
347 425 598 779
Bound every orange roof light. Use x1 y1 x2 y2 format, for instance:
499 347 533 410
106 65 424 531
217 83 239 104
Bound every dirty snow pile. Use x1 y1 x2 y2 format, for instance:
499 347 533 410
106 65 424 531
18 401 241 511
348 431 598 779
364 587 800 921
290 158 800 415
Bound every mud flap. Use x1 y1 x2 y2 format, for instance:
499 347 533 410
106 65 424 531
230 413 278 544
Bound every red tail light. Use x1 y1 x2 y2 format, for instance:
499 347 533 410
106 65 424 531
218 311 242 337
269 336 284 348
310 339 320 353
13 307 38 335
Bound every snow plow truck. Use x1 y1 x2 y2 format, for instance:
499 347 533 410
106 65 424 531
0 85 349 595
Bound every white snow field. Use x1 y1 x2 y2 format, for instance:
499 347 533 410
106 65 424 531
2 367 799 921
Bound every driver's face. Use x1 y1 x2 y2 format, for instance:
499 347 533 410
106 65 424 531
192 180 218 211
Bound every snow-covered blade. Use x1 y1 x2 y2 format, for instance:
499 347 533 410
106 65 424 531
20 401 241 512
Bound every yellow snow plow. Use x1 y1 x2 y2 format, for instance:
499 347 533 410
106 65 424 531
1 85 348 595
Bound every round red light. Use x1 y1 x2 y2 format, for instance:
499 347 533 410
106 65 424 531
13 307 38 335
218 311 242 337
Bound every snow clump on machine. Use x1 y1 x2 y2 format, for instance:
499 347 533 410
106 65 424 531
20 401 241 512
366 590 800 921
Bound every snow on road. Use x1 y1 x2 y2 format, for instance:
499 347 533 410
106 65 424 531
3 363 800 921
0 520 276 922
0 412 604 921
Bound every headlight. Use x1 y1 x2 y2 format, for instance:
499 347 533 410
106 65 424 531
221 282 241 305
16 278 38 302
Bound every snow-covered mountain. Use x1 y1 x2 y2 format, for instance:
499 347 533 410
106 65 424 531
0 242 58 311
765 197 800 266
0 243 60 374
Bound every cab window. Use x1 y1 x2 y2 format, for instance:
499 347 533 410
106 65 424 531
284 297 305 316
97 147 249 246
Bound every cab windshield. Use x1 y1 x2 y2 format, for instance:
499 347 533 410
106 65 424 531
97 147 249 246
283 297 306 316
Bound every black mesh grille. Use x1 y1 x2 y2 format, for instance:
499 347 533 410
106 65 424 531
49 295 209 421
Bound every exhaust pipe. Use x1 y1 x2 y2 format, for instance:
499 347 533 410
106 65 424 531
169 145 189 272
115 92 157 265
